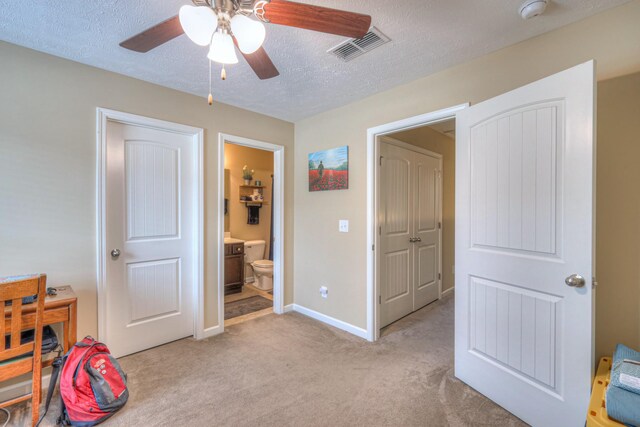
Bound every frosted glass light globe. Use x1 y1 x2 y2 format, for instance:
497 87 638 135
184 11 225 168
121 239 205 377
207 31 239 64
179 5 218 46
230 14 266 54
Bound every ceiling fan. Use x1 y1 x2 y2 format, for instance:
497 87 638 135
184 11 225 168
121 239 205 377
120 0 372 101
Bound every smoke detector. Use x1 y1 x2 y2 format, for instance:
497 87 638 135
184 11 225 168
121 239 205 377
519 0 548 19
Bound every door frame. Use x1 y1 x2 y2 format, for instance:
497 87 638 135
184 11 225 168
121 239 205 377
96 108 205 342
366 104 468 341
217 133 285 330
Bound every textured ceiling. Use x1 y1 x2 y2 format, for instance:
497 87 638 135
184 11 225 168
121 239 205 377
0 0 631 121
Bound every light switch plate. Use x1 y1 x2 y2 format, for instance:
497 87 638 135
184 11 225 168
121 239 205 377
339 220 349 233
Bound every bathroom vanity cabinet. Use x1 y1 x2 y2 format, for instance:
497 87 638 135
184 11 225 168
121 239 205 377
224 243 245 295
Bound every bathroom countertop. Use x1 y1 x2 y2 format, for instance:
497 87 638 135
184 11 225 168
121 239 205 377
224 237 245 245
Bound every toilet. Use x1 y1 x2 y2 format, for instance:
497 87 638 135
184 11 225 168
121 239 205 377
243 240 274 291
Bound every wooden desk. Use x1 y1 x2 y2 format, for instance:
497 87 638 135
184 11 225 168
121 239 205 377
3 286 77 367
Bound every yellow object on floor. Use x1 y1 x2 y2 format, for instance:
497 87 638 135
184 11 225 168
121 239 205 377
588 357 625 427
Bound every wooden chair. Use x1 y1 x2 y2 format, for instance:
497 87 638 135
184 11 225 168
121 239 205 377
0 274 47 426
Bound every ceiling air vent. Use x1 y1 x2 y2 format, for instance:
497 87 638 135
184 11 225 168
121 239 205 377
327 27 390 62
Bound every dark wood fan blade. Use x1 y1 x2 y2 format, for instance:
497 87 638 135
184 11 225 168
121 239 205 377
262 0 371 39
237 44 280 80
120 16 184 53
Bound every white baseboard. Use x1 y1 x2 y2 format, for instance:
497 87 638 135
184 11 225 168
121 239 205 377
0 373 52 402
283 304 294 313
441 287 455 297
292 304 368 340
199 324 224 339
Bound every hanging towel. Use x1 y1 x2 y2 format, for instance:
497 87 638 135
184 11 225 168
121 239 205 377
247 205 260 225
611 344 640 395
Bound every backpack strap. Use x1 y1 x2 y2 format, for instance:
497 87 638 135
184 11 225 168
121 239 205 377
35 354 65 427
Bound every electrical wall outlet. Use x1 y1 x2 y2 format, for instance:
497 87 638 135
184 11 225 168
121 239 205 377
339 220 349 233
319 286 329 298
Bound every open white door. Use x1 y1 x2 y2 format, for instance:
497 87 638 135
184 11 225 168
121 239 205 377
455 61 595 426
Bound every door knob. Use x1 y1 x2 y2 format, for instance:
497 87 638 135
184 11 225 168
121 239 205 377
415 237 422 242
409 237 417 243
565 274 585 288
111 249 121 258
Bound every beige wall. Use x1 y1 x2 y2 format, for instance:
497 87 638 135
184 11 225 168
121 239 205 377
388 126 455 293
0 41 294 339
224 143 274 257
293 1 640 333
595 71 640 358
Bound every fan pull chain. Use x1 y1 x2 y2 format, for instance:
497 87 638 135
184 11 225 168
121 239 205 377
208 60 213 106
221 65 227 81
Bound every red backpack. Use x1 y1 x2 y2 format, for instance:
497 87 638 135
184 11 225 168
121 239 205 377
39 337 128 426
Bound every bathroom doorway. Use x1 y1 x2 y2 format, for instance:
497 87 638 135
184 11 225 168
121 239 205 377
218 134 285 328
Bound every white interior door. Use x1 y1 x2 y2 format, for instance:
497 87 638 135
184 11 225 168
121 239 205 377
380 142 413 327
380 140 442 328
105 119 196 357
455 61 595 426
413 152 441 309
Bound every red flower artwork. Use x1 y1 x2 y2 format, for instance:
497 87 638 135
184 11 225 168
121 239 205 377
308 146 349 192
308 169 349 191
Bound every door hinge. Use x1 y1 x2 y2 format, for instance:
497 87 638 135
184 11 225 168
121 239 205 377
593 277 598 288
372 244 375 251
379 295 382 304
438 273 441 280
379 155 383 166
378 225 382 235
438 222 441 229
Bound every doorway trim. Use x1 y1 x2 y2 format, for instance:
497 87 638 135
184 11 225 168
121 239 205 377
96 108 205 342
366 103 468 341
217 133 285 331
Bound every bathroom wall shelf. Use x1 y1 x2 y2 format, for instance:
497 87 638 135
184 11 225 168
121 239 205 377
239 184 267 206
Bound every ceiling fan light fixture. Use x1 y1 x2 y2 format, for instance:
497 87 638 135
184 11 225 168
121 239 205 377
207 31 239 65
179 5 218 46
230 14 266 54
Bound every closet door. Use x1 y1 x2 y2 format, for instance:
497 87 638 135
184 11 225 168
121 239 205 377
379 142 414 328
413 152 441 310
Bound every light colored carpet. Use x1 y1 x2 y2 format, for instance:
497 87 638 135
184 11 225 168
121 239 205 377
5 294 526 426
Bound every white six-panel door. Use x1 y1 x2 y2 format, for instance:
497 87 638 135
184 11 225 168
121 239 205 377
380 139 442 328
105 119 196 357
455 61 595 426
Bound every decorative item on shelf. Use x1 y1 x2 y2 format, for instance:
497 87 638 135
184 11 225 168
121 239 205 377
255 180 262 187
251 189 264 201
239 183 266 205
242 165 254 186
308 146 349 192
